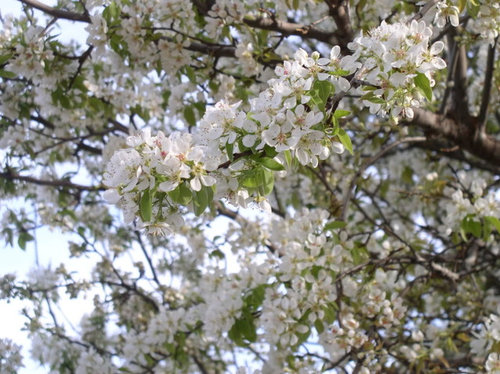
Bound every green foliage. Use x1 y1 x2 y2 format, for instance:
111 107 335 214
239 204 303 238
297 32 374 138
414 72 433 101
192 185 214 216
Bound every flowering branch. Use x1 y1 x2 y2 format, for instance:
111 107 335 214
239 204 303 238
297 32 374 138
18 0 91 23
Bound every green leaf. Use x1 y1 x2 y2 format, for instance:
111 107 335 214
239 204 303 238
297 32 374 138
311 80 334 111
414 72 433 101
283 150 293 168
17 231 34 250
257 168 274 196
402 166 414 184
361 92 386 104
225 141 234 162
0 69 16 79
337 128 353 155
192 185 214 216
239 167 275 196
183 66 196 83
314 319 324 334
139 189 152 222
485 216 500 233
228 312 257 346
333 109 351 119
183 106 196 127
168 183 192 205
209 249 225 259
258 157 285 171
324 220 347 231
323 303 337 324
102 1 119 24
460 215 482 240
0 54 12 65
458 0 466 12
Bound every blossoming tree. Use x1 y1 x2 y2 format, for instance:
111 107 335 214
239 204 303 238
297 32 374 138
1 0 500 372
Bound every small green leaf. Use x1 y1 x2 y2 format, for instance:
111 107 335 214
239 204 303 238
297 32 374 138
333 109 351 119
402 166 414 185
168 183 192 205
414 72 433 101
284 150 293 168
225 141 234 161
337 128 353 155
361 92 386 104
311 80 334 111
0 54 12 65
183 106 196 127
192 185 214 216
257 168 274 196
183 66 196 83
0 69 16 79
17 232 34 250
324 220 347 231
258 157 285 171
458 0 466 12
485 216 500 233
209 249 225 259
139 189 152 222
314 319 324 334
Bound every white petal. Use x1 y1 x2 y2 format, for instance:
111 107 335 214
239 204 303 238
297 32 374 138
159 180 178 192
103 189 121 204
450 13 459 27
242 134 256 147
200 174 216 187
432 57 447 69
430 41 444 55
190 177 201 191
331 142 345 154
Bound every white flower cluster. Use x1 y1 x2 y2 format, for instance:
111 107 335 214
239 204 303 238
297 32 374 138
430 1 460 28
104 19 448 233
474 0 500 44
104 47 356 232
439 171 498 236
197 47 355 167
103 129 215 233
471 308 500 357
349 20 447 121
0 338 23 373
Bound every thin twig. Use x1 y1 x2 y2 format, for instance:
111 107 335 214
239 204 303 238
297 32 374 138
340 136 427 220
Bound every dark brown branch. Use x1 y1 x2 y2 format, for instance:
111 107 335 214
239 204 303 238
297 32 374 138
451 40 470 118
18 0 91 23
438 33 459 114
68 45 94 90
324 0 354 51
478 36 498 130
412 140 500 175
411 108 500 165
243 16 342 47
184 41 236 58
31 115 55 129
0 170 104 191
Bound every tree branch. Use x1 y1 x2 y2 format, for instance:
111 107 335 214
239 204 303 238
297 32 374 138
0 170 104 191
341 136 428 220
477 36 498 130
243 16 342 48
18 0 91 23
324 0 354 51
411 108 500 165
451 37 470 118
